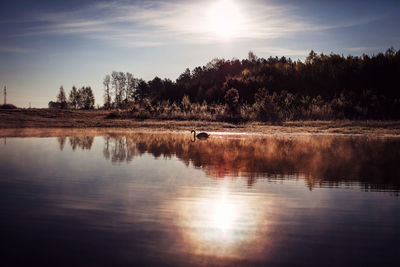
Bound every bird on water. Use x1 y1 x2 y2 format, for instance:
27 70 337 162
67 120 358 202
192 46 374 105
191 130 210 140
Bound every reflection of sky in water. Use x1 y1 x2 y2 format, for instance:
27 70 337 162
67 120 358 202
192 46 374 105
0 133 399 266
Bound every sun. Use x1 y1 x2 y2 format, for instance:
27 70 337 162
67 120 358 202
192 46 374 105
207 0 243 40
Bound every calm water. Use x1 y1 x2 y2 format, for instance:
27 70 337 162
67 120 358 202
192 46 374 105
0 130 399 266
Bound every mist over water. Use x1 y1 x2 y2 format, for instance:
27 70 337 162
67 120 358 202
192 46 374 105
0 131 399 266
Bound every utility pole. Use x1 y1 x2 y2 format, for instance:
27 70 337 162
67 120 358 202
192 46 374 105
3 86 6 105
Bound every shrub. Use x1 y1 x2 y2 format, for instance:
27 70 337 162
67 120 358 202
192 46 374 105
0 104 17 109
254 89 283 122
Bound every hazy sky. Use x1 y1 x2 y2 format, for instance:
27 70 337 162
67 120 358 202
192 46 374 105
1 0 399 107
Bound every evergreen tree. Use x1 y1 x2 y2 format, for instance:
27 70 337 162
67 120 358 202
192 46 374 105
57 86 67 109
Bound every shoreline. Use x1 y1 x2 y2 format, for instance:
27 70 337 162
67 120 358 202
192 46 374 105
1 109 400 137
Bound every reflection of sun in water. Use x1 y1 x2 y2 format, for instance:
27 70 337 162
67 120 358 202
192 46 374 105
170 185 274 259
181 188 243 247
207 0 244 40
211 192 236 232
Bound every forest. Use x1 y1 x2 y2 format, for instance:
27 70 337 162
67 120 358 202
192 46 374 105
53 48 400 122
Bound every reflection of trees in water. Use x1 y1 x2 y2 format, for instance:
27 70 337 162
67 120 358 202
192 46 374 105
57 137 66 151
57 136 94 151
99 133 400 191
103 135 141 163
69 136 94 150
58 132 400 191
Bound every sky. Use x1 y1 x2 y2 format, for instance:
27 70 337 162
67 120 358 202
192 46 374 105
0 0 399 108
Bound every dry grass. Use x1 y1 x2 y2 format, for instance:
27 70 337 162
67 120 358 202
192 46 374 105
1 109 400 136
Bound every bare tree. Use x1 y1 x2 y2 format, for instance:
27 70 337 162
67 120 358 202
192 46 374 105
118 72 127 105
248 51 258 62
103 75 111 109
126 72 136 102
111 71 120 108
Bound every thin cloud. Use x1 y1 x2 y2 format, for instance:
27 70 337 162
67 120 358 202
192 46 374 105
11 0 383 47
345 46 386 55
0 46 30 53
255 47 311 58
347 46 380 52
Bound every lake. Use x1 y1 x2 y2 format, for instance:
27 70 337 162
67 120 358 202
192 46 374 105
0 129 399 266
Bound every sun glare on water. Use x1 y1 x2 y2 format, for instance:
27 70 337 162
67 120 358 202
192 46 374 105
211 192 237 231
207 0 244 40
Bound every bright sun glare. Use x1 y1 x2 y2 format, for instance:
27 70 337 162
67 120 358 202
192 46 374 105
211 192 237 231
207 0 243 40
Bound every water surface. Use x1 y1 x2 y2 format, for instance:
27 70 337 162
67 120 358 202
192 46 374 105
0 130 399 266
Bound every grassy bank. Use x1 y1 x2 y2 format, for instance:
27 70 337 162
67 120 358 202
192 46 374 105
1 108 400 136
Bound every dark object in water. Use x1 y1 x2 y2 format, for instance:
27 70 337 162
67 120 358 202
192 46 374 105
191 130 210 140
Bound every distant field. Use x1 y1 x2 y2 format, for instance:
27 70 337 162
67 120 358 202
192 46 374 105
1 108 400 136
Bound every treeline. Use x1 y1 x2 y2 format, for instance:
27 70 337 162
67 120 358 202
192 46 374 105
103 48 400 121
49 86 95 109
